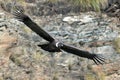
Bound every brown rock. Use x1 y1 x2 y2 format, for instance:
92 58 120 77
0 30 17 66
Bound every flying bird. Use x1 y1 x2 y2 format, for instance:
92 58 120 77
13 7 105 65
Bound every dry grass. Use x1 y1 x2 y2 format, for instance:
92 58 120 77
1 0 109 12
49 0 108 11
47 0 58 3
69 0 108 11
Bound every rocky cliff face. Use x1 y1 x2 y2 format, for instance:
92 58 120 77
0 0 120 80
0 0 120 17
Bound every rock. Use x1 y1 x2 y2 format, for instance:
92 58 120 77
105 73 120 80
95 46 115 55
25 0 36 3
90 58 120 80
79 15 93 23
0 28 17 68
62 15 93 25
62 16 80 24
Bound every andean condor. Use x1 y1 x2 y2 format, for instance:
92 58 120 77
13 7 105 65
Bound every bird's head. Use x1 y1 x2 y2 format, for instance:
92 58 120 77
55 42 63 48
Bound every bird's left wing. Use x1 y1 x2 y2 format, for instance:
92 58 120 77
13 7 55 42
60 44 105 65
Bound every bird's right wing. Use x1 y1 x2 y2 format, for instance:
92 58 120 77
13 7 55 42
61 44 105 65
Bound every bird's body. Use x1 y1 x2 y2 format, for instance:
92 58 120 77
13 7 105 65
38 41 61 52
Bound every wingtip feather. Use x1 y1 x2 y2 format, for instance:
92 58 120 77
12 6 27 22
93 54 106 65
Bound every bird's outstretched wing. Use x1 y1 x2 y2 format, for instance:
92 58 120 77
61 44 105 65
13 7 105 65
13 7 55 42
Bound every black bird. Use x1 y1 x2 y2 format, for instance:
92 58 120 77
13 7 105 65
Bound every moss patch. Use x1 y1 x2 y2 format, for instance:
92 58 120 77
113 38 120 54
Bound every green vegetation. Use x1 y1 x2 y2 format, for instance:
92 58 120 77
84 72 105 80
70 0 106 11
48 0 58 3
21 25 32 34
84 73 96 80
1 0 108 12
10 54 23 66
113 38 120 54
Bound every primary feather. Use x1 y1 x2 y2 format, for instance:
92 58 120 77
13 7 55 42
61 43 105 65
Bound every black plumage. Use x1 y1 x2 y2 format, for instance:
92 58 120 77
13 7 55 42
13 7 105 65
